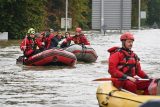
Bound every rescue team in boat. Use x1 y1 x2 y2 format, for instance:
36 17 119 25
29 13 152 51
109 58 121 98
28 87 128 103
19 27 160 105
107 32 160 95
20 27 90 58
20 28 159 93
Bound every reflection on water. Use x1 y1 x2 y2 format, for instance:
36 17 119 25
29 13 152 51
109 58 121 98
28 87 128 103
0 29 160 107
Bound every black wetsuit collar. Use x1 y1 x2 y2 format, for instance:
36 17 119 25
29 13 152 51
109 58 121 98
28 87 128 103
121 47 132 53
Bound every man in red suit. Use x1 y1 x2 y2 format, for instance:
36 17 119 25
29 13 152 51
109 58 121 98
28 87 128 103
63 27 90 46
108 32 151 94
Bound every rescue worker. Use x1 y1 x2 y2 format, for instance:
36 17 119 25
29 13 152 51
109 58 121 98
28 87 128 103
20 28 41 58
45 29 54 49
35 32 46 51
108 32 151 95
64 27 90 45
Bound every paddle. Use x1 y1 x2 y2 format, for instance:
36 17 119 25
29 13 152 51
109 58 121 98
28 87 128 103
93 77 150 81
93 78 122 81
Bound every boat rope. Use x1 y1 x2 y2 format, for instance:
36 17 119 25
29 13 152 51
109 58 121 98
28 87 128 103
81 44 86 59
108 90 120 96
96 92 143 104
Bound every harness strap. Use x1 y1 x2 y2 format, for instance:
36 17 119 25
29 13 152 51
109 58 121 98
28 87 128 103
118 48 139 75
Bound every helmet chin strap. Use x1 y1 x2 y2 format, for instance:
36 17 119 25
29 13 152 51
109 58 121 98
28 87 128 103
122 41 126 48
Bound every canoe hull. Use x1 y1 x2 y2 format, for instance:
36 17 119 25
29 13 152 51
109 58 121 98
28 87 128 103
96 82 160 107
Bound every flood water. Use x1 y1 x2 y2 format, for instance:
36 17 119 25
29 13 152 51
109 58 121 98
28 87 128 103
0 29 160 107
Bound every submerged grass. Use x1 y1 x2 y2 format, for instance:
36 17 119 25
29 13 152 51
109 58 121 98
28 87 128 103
0 40 21 48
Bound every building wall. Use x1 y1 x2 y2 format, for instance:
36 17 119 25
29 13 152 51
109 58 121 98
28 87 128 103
92 0 101 30
92 0 131 30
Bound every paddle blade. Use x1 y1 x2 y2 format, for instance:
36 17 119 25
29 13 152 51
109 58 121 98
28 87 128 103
93 78 117 81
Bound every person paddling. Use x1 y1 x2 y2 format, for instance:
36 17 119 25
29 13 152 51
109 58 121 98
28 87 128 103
108 32 152 95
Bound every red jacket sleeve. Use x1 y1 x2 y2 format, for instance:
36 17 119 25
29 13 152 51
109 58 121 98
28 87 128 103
20 38 28 51
35 38 44 49
136 62 149 78
108 52 127 79
46 35 54 49
66 37 73 41
82 36 90 45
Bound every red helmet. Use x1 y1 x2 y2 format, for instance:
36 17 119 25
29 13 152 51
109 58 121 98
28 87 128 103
120 32 134 41
76 27 82 33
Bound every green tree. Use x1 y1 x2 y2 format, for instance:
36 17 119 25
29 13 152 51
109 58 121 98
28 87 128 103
46 0 65 31
0 0 92 39
131 0 148 28
46 0 91 31
69 0 91 30
147 0 160 27
0 0 47 39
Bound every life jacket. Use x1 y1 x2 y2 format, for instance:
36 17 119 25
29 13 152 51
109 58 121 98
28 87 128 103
148 79 160 95
45 34 54 49
108 47 140 76
72 35 82 44
26 37 37 50
72 34 90 45
35 37 46 49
